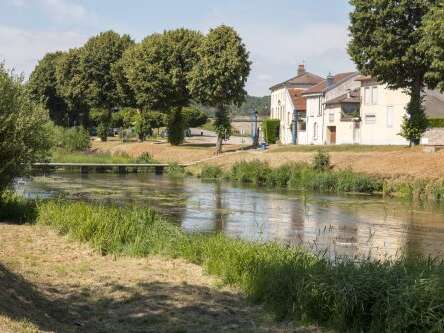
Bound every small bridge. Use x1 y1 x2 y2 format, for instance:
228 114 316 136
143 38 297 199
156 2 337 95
32 162 187 174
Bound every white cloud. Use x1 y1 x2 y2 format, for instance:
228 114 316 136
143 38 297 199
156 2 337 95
0 25 88 76
10 0 92 24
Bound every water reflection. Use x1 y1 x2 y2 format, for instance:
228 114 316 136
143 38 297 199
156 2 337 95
17 173 444 260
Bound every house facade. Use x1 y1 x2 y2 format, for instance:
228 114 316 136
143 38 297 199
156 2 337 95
269 65 323 144
303 72 361 145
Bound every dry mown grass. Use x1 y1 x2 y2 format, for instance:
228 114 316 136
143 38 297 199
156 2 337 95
0 223 318 333
91 139 444 179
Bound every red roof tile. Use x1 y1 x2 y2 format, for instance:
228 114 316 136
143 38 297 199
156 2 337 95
288 88 307 111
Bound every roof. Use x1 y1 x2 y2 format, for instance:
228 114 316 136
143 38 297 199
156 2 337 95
303 72 359 96
425 89 444 119
288 88 307 111
270 72 324 91
325 89 361 106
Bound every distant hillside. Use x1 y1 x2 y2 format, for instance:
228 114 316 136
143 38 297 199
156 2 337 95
195 95 270 117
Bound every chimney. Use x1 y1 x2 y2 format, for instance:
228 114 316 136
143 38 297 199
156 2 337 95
326 72 334 87
297 64 306 76
347 89 352 99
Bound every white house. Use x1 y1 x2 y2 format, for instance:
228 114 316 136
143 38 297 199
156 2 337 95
270 65 323 144
302 72 361 145
270 67 444 145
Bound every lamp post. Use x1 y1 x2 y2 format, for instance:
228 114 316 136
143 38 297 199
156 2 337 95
292 108 298 145
251 109 259 148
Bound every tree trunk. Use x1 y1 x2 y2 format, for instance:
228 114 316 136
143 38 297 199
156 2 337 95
216 135 223 154
214 105 230 155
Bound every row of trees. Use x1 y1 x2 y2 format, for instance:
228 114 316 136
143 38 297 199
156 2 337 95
349 0 444 145
28 26 250 152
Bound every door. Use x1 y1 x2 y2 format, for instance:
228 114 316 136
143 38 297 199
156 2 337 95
328 126 336 144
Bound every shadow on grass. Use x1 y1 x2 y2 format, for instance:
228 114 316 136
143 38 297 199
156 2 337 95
0 263 267 333
0 193 37 225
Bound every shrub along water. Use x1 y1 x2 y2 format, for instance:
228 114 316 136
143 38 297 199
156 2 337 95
34 200 444 332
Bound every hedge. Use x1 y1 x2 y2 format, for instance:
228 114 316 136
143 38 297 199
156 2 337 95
428 118 444 128
261 119 280 144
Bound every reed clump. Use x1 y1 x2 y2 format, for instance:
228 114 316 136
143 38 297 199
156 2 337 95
36 200 444 332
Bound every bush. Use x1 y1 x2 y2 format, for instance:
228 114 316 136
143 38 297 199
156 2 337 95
261 119 280 144
96 123 108 141
200 165 224 179
0 64 52 192
312 149 330 171
428 118 444 128
62 126 90 151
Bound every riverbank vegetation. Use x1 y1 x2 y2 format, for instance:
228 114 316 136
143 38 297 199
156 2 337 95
50 149 157 164
199 153 444 202
26 199 444 332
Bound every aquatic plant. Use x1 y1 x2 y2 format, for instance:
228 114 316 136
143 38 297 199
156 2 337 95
35 200 444 332
228 160 382 194
166 163 186 178
230 160 272 185
199 165 224 180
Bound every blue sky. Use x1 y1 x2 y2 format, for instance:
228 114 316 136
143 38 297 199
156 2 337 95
0 0 355 96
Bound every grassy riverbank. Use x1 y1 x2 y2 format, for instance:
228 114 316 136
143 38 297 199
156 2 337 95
51 149 157 164
20 199 443 332
199 160 444 202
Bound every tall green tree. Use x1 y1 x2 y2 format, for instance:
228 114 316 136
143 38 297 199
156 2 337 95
348 0 437 145
28 52 68 126
121 28 203 145
77 31 134 141
0 64 52 192
420 1 444 92
188 25 251 153
55 48 89 127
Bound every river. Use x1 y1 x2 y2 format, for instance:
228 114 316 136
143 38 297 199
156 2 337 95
16 173 444 260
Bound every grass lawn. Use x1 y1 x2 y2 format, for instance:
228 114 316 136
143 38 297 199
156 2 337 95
0 223 303 333
50 149 157 164
268 144 409 153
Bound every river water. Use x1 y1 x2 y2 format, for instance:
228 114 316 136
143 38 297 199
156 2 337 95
17 173 444 260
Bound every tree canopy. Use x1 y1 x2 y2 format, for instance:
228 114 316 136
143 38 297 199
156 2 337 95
188 25 251 152
420 1 444 92
28 51 68 126
348 0 438 145
0 64 52 192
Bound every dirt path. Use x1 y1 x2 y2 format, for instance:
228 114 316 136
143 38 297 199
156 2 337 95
0 223 319 333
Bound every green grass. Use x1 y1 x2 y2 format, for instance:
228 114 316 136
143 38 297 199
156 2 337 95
50 149 157 164
33 200 444 332
0 191 37 224
228 160 383 194
270 144 407 153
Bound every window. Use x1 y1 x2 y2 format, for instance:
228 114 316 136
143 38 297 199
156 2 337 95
386 106 394 128
372 86 378 105
364 87 371 105
365 114 376 124
329 112 335 123
313 122 318 140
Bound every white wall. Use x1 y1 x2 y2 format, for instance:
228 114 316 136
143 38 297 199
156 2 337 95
270 88 299 144
324 106 359 144
360 84 409 145
306 95 325 144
